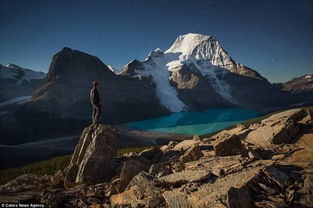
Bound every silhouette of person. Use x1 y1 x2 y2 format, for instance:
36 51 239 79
90 81 101 124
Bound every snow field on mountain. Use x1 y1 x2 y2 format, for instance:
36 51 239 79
136 52 188 112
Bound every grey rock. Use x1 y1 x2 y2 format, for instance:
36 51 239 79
118 159 149 192
180 145 204 163
138 145 163 160
188 167 262 208
149 161 172 177
126 171 156 190
246 109 305 145
213 134 247 157
173 139 200 151
64 124 118 187
261 166 290 189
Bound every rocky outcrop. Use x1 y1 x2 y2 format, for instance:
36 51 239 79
64 124 118 187
246 109 305 145
1 108 313 208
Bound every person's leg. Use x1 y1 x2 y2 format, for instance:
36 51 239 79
95 105 100 123
92 105 96 124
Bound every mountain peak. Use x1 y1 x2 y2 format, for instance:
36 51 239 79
6 63 23 69
165 33 231 65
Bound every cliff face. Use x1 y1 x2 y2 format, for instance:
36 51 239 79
1 108 313 207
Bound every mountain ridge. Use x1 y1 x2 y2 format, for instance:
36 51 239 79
0 33 309 145
0 63 46 102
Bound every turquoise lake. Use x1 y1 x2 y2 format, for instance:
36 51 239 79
127 108 260 135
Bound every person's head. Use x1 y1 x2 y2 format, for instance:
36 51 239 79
93 81 99 88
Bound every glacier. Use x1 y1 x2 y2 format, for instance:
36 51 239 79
134 33 240 112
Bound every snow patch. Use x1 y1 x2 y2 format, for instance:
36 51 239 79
107 65 116 72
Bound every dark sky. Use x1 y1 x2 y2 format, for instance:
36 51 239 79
0 0 312 82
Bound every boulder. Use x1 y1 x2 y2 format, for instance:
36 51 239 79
139 145 163 160
111 172 165 207
64 124 118 187
126 171 156 190
149 161 172 177
118 159 149 192
299 109 313 124
262 109 305 124
261 166 289 189
180 145 204 163
246 109 305 145
213 134 247 157
188 167 262 208
173 139 200 151
110 189 138 205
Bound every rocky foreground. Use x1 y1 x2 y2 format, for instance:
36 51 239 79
1 108 313 208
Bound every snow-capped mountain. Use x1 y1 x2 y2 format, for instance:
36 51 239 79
0 64 45 84
165 33 263 79
120 33 291 112
0 64 46 102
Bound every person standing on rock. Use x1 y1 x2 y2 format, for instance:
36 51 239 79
90 81 101 124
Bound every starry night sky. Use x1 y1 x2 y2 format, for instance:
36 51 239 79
0 0 312 82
